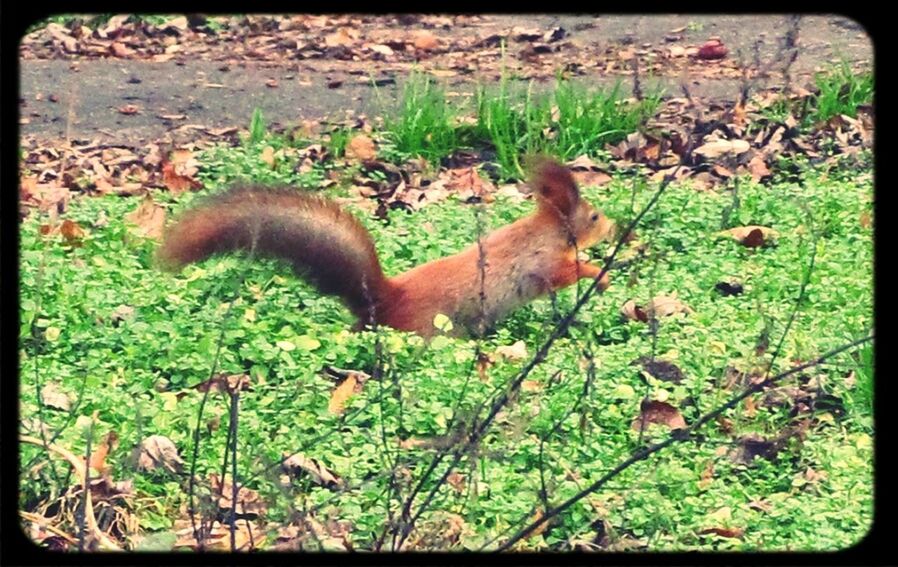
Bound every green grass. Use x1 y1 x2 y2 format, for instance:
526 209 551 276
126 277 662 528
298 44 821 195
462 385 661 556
378 71 470 166
376 71 660 179
475 78 660 179
19 140 873 550
247 108 267 146
808 62 873 124
759 62 873 127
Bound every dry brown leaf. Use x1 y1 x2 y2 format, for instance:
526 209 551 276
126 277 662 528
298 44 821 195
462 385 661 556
281 452 343 488
697 460 714 490
125 195 166 240
621 295 692 322
260 145 276 168
136 435 184 473
210 474 266 517
694 139 750 160
698 526 744 539
324 27 358 48
719 226 778 247
495 340 528 361
747 155 771 182
59 219 87 246
345 134 377 161
40 382 71 411
447 471 466 493
193 373 252 396
109 42 134 57
631 399 687 432
412 30 440 51
527 509 551 538
88 431 119 474
571 169 612 187
174 520 263 551
162 149 203 193
328 374 358 415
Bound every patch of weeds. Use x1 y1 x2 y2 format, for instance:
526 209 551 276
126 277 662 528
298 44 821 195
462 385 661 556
247 107 267 146
379 71 467 165
553 79 661 160
324 127 353 159
475 79 551 179
846 340 873 420
808 61 873 124
759 62 873 127
476 77 661 179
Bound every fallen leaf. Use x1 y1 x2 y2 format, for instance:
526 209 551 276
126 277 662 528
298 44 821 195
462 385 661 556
324 27 358 48
192 373 252 396
174 520 263 551
719 226 778 247
633 357 684 383
210 474 266 518
136 435 184 473
622 295 692 322
328 374 359 415
345 134 377 161
571 169 612 187
694 139 750 159
88 431 119 474
698 526 744 538
109 42 134 57
412 30 440 51
40 382 71 411
281 452 343 488
59 219 86 246
260 145 276 168
125 195 166 240
495 340 528 361
631 399 687 432
747 155 771 182
162 149 202 193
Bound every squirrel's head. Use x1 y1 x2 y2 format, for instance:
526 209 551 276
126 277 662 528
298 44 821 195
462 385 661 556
529 157 614 249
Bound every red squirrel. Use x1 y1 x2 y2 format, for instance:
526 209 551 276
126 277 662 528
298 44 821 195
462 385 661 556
156 158 614 337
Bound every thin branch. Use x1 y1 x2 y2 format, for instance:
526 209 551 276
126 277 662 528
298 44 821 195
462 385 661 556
493 334 872 550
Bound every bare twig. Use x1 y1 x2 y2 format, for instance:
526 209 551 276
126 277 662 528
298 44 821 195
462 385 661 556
493 334 873 550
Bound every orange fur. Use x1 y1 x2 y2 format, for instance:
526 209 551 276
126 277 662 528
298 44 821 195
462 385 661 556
157 159 614 337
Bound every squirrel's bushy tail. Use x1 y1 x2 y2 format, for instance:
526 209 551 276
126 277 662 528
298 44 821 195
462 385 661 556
156 187 388 318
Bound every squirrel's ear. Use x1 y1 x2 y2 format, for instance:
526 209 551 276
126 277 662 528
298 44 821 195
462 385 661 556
528 156 580 217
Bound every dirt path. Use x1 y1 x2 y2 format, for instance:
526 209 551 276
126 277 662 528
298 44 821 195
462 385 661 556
19 15 871 145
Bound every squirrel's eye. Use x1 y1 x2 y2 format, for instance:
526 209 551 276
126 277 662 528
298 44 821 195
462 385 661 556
591 213 600 222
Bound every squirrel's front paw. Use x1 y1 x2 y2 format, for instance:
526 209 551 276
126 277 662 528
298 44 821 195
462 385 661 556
596 271 610 292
